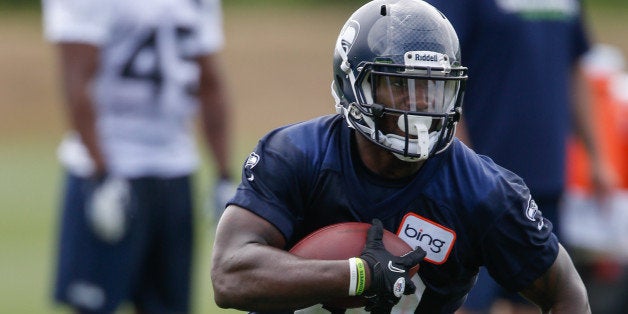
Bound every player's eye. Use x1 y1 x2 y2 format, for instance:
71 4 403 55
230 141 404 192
389 77 405 88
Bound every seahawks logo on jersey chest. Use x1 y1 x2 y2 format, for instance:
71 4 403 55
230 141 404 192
396 213 456 265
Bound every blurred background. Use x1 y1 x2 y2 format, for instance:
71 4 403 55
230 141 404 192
0 0 626 313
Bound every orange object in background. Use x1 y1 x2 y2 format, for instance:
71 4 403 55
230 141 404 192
562 47 628 314
566 47 628 191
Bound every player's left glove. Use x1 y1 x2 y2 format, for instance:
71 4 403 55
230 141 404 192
86 176 131 244
360 219 426 313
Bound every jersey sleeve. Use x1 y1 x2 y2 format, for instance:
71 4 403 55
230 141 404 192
478 172 559 292
42 0 112 45
229 128 313 241
195 0 225 55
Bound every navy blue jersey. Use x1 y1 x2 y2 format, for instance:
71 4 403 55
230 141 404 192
425 0 590 195
230 115 559 312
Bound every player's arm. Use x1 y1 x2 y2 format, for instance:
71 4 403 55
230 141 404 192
518 243 590 313
571 64 616 196
210 205 355 311
197 53 232 180
57 43 107 177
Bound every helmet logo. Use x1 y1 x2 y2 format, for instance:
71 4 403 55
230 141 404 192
405 51 451 73
337 20 360 55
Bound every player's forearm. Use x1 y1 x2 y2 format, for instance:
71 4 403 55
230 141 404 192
68 94 107 175
59 43 107 176
212 244 351 311
201 108 231 178
198 54 232 178
569 64 617 194
571 65 599 161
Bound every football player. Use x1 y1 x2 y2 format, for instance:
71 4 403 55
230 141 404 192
210 0 590 313
43 0 234 313
424 0 616 312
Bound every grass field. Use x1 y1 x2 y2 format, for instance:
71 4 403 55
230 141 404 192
1 3 627 314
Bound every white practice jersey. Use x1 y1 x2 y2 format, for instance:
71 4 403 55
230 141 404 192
43 0 224 178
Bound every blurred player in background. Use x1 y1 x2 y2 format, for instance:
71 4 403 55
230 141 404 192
563 44 628 314
210 1 590 313
424 0 617 313
43 0 234 312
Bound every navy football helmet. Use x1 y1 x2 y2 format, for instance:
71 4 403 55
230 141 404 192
332 0 467 161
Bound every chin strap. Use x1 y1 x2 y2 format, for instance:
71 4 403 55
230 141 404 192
341 100 439 162
350 110 435 162
397 115 430 158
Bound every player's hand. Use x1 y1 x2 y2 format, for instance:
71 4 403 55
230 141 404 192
210 178 237 223
359 219 426 312
86 176 131 243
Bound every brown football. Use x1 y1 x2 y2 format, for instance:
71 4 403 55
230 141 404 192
289 222 419 309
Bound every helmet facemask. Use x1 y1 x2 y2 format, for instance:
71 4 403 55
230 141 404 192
348 58 464 161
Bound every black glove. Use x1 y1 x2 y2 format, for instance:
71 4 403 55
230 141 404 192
359 219 426 313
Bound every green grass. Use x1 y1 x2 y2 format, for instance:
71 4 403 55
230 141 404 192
0 139 62 313
0 137 245 313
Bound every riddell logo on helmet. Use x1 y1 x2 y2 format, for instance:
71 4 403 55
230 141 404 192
405 51 450 70
397 213 456 265
414 53 439 62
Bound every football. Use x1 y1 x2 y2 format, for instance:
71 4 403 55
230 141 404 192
289 222 419 309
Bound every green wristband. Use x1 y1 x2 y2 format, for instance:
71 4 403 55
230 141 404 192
355 257 366 296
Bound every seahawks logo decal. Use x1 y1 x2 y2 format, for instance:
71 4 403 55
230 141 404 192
337 20 359 54
525 196 545 231
525 196 539 221
244 152 260 182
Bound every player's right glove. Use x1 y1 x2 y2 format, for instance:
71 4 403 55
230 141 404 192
359 219 426 314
